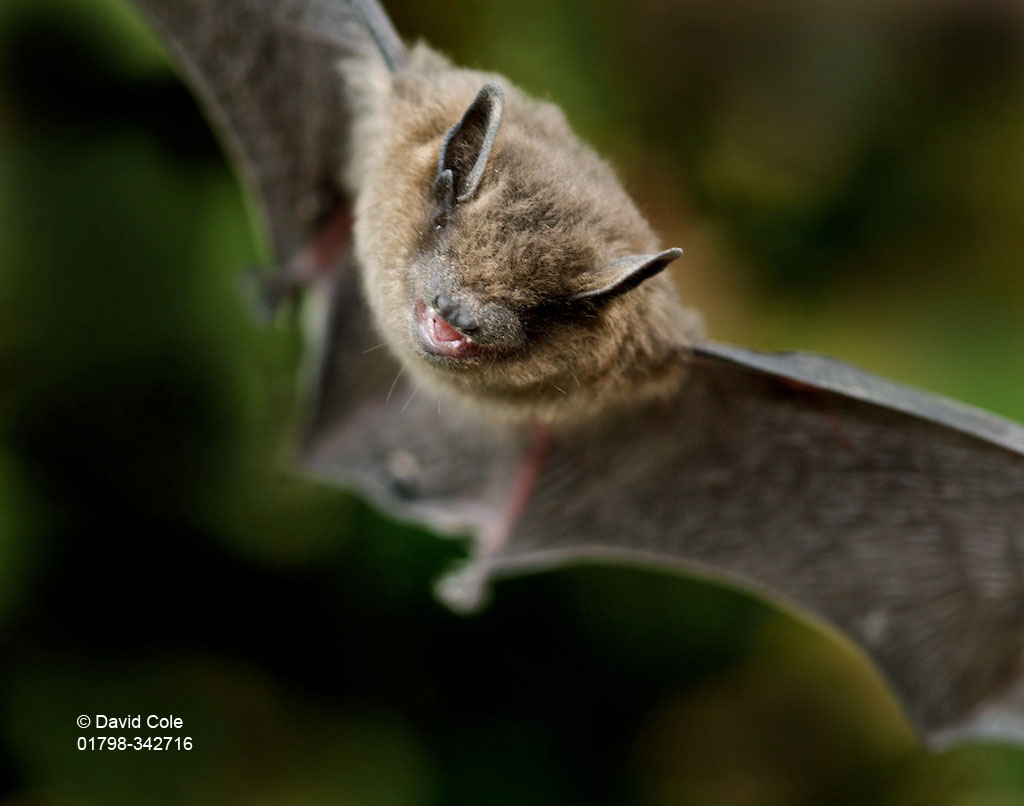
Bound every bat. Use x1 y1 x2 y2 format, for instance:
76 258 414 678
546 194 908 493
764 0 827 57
130 0 1024 747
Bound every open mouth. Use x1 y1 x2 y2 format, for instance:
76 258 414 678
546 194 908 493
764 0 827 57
416 301 480 359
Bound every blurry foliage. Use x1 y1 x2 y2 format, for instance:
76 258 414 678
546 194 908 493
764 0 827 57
1 0 1023 802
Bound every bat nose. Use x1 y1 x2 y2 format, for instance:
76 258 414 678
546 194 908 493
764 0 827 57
432 293 479 334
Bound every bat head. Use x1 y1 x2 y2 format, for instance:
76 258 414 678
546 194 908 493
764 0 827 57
354 47 700 420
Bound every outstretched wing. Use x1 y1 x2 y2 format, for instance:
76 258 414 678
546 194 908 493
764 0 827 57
132 0 405 260
305 333 1024 744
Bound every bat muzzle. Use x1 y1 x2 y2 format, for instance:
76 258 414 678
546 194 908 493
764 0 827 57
416 301 480 359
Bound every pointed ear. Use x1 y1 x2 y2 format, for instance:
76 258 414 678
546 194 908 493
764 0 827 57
434 82 505 208
571 248 683 303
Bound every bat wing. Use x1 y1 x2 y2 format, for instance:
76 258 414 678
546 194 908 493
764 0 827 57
131 0 404 260
304 330 1024 746
301 312 1024 744
486 341 1024 746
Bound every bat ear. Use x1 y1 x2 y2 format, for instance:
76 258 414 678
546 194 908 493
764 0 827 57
434 82 505 209
571 248 682 303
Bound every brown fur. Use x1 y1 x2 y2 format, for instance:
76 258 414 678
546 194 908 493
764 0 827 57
346 44 702 423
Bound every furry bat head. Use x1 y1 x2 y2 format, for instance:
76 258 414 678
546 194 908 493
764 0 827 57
348 45 702 422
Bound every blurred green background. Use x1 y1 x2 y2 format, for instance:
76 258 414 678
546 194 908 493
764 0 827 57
1 0 1024 802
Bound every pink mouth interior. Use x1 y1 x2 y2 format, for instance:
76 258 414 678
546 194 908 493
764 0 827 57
416 302 479 358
